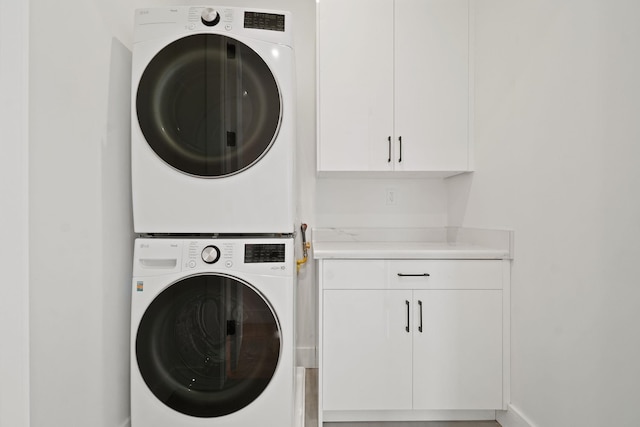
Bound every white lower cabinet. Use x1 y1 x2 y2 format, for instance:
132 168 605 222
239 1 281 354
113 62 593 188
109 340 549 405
320 259 507 420
323 289 413 411
412 289 502 410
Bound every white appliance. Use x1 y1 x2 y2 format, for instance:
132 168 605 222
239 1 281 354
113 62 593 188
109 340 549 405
131 6 295 234
131 237 295 427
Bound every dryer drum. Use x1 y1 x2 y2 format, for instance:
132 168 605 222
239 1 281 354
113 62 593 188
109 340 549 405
136 34 282 177
136 274 281 417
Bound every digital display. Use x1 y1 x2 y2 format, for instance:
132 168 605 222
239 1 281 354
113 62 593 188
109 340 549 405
244 244 286 263
244 11 285 32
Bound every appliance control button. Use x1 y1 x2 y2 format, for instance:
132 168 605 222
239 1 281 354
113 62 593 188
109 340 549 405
201 245 221 264
225 260 233 268
187 260 197 268
201 8 220 26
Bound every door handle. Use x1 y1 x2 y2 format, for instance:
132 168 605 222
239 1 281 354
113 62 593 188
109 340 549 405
397 273 430 277
405 300 410 332
418 300 423 333
388 136 392 163
398 136 402 163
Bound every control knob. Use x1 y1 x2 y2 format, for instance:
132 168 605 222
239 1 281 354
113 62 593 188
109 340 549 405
201 8 220 26
201 245 221 264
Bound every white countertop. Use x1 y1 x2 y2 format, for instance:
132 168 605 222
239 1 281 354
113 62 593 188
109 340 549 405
312 227 514 260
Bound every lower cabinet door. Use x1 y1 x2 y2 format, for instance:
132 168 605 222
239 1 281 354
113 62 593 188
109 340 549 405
323 289 413 411
412 290 503 410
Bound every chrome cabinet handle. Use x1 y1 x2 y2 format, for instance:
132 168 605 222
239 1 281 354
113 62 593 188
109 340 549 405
397 273 430 277
388 136 392 163
405 300 410 332
418 300 423 333
398 136 402 163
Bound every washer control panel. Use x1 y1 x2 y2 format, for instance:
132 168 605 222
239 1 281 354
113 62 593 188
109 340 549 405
201 245 221 264
133 238 293 276
245 243 286 263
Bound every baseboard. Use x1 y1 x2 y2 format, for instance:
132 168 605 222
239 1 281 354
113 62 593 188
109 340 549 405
296 346 317 368
295 367 306 427
497 404 536 427
324 410 495 422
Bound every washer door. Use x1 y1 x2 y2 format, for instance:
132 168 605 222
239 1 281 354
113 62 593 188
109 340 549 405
136 274 281 417
136 34 281 177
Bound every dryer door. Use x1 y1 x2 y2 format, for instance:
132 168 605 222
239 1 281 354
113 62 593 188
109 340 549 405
135 274 281 417
136 34 281 177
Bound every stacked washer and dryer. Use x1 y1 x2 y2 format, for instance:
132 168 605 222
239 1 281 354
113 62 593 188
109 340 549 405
130 6 297 427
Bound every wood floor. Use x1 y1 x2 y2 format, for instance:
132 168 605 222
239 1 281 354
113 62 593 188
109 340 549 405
304 369 501 427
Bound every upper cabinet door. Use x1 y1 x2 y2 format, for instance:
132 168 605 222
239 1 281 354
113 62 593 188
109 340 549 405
317 0 395 172
394 0 470 172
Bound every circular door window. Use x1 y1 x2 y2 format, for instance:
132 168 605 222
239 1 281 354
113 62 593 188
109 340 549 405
136 274 281 417
136 34 281 177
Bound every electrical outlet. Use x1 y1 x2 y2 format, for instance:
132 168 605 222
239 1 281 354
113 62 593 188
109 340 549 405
385 188 397 206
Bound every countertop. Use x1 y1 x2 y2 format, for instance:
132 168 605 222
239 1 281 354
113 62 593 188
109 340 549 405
312 227 514 260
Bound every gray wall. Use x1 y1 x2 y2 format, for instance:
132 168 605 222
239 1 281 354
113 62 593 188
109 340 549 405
0 1 29 426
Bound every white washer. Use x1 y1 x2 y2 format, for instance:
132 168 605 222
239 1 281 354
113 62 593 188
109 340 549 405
132 6 295 234
131 237 295 427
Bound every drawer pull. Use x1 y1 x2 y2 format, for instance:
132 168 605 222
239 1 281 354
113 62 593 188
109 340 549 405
405 300 410 333
397 273 430 277
387 136 392 163
418 300 423 333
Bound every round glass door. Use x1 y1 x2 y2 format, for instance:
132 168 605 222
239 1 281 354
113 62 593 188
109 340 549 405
136 274 281 417
136 34 281 177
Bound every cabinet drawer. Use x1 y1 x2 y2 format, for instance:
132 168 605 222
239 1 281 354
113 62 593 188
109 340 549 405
322 260 386 289
389 260 502 290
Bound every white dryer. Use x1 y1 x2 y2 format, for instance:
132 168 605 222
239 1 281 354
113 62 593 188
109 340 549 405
131 6 295 234
131 237 295 427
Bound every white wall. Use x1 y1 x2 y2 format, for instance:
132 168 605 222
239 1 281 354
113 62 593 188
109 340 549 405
25 0 640 426
29 1 133 426
316 178 447 228
26 1 317 425
448 1 640 426
0 1 30 426
25 0 448 425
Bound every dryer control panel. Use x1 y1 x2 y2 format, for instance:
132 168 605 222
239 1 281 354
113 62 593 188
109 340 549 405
134 6 292 46
243 11 286 32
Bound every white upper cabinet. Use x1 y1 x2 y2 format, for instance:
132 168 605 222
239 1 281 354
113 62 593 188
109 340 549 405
317 0 395 172
394 0 470 172
317 0 472 175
